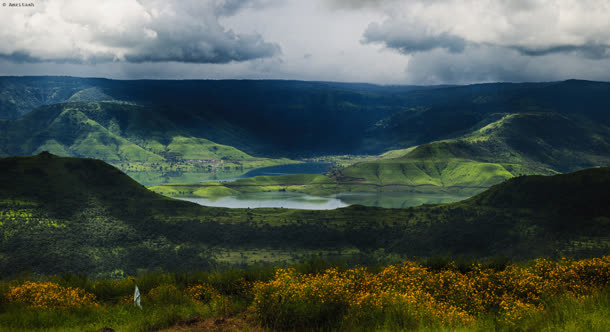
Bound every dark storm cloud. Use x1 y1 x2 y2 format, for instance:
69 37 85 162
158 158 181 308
0 0 281 64
363 21 467 54
2 0 610 84
123 30 280 64
510 43 610 59
355 0 610 59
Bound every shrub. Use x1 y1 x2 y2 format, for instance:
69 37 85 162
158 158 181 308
6 281 97 310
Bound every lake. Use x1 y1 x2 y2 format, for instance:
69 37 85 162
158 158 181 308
165 161 478 210
176 190 475 210
178 192 348 210
129 162 331 185
239 162 331 178
212 162 332 182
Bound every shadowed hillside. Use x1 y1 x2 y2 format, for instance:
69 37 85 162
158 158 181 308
1 154 608 276
2 77 610 159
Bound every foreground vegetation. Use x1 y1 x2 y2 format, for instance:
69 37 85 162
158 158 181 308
0 256 608 331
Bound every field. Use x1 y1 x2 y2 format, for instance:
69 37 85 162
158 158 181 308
0 256 608 331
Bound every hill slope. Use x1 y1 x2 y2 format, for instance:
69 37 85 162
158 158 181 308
336 112 610 190
0 101 298 184
1 154 609 276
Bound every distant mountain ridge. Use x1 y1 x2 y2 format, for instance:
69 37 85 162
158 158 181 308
1 76 609 190
2 77 610 159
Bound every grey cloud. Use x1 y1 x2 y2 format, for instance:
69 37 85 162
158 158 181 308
124 30 280 64
363 22 466 54
510 43 610 59
404 44 610 85
215 0 281 16
0 0 281 64
0 52 56 64
325 0 393 9
405 46 531 84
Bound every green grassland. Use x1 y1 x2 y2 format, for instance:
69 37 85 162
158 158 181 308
1 154 609 278
0 101 299 185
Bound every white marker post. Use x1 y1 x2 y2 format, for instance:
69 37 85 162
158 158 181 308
134 285 142 309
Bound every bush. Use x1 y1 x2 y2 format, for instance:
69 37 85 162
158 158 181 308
5 281 97 310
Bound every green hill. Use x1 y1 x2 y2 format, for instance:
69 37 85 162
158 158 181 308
3 77 610 159
1 154 608 277
336 112 609 190
0 101 298 184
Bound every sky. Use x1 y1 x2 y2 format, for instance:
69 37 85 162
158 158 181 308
1 0 610 84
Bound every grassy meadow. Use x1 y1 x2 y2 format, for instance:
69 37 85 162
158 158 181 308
0 256 608 331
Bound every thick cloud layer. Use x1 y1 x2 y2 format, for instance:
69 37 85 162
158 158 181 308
0 0 280 63
358 0 610 57
338 0 610 83
1 0 610 84
364 21 466 54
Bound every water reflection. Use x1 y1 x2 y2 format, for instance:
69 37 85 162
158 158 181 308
177 192 348 210
176 191 475 210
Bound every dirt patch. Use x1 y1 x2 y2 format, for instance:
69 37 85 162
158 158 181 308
160 315 265 332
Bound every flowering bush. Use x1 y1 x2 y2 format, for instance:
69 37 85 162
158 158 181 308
188 283 221 304
251 256 610 329
6 281 97 310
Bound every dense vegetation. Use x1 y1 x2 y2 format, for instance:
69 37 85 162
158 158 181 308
0 256 608 331
1 154 608 278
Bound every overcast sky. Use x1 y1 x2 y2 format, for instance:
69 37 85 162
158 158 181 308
1 0 609 84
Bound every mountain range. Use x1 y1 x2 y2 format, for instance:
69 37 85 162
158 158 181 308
2 76 610 190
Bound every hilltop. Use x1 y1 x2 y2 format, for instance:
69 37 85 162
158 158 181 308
337 112 610 188
1 154 608 277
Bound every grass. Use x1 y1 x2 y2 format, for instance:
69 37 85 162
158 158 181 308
166 136 252 160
